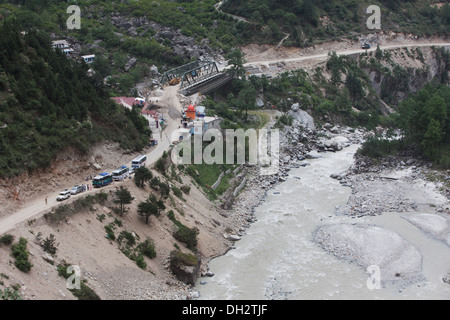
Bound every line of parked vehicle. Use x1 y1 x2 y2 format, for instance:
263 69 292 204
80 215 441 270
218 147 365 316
56 185 87 201
55 154 148 202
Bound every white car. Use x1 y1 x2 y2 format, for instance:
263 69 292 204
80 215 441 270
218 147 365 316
56 189 71 201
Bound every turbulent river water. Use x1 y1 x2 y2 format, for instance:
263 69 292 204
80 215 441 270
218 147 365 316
195 144 450 300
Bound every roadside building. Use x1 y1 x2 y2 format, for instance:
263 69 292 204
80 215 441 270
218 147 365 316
111 97 159 130
195 106 206 118
185 104 197 120
180 104 221 136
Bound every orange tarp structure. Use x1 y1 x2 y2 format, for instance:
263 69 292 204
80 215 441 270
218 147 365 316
186 104 196 120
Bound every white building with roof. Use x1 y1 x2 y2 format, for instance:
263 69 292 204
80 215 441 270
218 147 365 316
82 54 96 64
203 117 221 131
52 40 71 49
52 40 75 57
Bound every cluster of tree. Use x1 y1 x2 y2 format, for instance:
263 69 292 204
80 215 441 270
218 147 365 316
2 0 448 98
0 22 151 177
395 83 449 165
11 237 33 273
358 83 449 167
137 193 165 225
114 175 198 250
222 0 450 45
211 44 450 139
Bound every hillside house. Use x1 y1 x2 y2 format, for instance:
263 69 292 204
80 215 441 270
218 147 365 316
81 54 96 64
52 40 75 57
52 40 71 50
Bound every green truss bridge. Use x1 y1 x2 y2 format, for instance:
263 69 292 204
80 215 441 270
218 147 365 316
161 60 233 96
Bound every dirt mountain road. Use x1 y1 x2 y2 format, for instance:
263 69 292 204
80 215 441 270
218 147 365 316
0 86 184 236
243 40 450 74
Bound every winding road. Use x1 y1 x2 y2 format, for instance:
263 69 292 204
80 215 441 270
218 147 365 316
0 40 449 236
243 42 450 74
0 86 183 236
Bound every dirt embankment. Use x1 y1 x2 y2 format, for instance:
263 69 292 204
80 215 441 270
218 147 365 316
0 162 252 300
0 85 264 300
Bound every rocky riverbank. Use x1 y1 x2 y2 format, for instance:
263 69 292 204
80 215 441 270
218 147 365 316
220 105 367 234
332 152 450 217
196 103 450 296
197 104 368 278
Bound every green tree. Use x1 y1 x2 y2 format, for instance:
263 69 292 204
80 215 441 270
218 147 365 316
375 45 383 60
113 186 134 216
91 55 111 79
42 234 57 255
0 287 22 300
395 84 449 164
134 166 153 188
225 48 246 79
11 238 33 273
345 72 364 101
423 95 447 130
0 234 14 245
422 118 444 160
137 238 156 259
238 84 257 121
137 197 160 225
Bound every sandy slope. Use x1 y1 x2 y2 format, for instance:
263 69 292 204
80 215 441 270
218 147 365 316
0 85 250 300
0 167 238 300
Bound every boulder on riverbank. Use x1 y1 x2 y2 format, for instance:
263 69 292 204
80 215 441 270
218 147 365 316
287 103 316 130
170 250 201 286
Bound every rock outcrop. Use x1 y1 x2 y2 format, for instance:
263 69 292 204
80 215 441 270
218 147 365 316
287 103 316 130
169 251 201 286
107 13 216 62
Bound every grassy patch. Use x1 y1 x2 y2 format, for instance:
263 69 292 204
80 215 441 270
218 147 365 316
184 163 236 200
11 238 33 273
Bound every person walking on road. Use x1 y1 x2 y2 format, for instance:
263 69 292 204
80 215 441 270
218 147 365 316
45 196 48 205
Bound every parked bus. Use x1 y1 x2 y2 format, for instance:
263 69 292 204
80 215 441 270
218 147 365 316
112 166 129 181
92 173 113 188
131 155 147 168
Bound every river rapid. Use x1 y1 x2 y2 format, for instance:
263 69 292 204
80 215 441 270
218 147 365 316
195 144 450 300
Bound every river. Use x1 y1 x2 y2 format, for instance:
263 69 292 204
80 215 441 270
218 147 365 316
195 144 450 300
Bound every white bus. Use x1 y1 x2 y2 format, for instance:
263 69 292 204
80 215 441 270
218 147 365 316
131 155 147 168
112 165 129 181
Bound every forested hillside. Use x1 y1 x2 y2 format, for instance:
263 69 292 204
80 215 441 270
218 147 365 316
0 22 151 177
0 0 254 94
0 0 448 84
223 0 450 45
0 0 448 176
